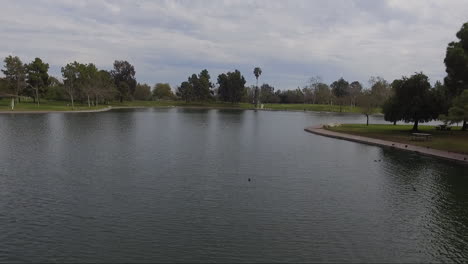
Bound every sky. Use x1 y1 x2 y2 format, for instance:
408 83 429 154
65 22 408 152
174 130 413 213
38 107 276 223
1 0 467 90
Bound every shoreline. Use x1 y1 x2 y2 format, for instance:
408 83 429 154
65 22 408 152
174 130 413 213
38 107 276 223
0 106 114 114
304 125 468 164
0 105 375 114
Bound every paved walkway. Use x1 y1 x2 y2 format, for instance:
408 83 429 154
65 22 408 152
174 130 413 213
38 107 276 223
304 125 468 164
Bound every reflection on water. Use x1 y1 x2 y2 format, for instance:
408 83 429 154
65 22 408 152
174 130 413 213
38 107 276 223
0 108 467 262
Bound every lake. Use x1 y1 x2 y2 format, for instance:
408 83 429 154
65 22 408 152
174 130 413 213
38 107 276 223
1 108 467 262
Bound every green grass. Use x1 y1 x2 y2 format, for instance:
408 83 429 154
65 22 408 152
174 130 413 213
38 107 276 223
0 99 107 111
262 103 380 113
326 124 468 154
1 98 380 114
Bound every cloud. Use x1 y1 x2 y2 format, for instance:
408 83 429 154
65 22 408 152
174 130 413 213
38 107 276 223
0 0 467 90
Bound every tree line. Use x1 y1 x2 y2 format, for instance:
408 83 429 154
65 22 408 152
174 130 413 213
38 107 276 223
0 56 389 111
1 22 467 130
0 58 177 108
381 22 468 131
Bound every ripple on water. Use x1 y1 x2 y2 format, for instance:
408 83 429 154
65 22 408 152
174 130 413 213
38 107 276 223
0 109 467 262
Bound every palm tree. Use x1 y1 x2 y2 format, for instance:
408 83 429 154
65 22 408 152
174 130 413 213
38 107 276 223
253 67 262 108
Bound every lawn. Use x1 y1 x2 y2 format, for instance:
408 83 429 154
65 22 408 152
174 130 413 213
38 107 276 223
262 103 379 113
326 124 468 154
0 99 107 111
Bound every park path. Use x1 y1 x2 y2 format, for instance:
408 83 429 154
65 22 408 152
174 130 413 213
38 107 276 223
304 125 468 164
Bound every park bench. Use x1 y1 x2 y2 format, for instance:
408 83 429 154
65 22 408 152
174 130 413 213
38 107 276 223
411 133 432 141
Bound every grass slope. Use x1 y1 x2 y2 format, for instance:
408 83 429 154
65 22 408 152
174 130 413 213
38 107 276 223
326 124 468 154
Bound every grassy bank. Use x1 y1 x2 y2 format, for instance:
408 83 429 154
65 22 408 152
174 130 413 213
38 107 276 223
326 124 468 154
0 99 107 111
263 103 380 113
1 99 379 113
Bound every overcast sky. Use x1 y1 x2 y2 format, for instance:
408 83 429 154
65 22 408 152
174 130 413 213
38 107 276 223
1 0 467 90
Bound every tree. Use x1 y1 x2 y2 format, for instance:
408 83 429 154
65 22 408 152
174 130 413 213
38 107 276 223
63 62 115 107
26 58 49 105
45 76 66 101
441 90 468 130
331 78 349 112
369 76 391 106
153 83 174 100
432 81 451 115
349 81 363 107
193 69 213 100
242 85 255 103
444 22 468 129
302 86 314 104
217 70 246 103
314 83 332 104
94 70 117 104
253 67 262 107
357 90 377 126
2 55 26 102
111 60 136 102
62 61 81 109
382 97 401 125
133 83 152 101
260 83 278 103
383 73 438 131
178 70 213 101
0 78 8 93
274 88 304 104
176 81 193 102
306 76 322 104
78 63 99 107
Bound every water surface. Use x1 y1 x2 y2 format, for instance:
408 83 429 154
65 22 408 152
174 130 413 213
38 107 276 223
1 108 467 262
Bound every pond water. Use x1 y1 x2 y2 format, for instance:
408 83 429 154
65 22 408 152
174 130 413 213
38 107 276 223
0 108 467 263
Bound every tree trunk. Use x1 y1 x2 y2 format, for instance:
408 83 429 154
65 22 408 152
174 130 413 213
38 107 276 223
462 120 467 131
412 120 419 132
70 93 75 109
87 94 91 108
120 95 123 103
16 79 20 103
366 114 369 126
393 121 396 125
11 98 15 110
35 87 39 106
255 78 259 108
16 85 20 103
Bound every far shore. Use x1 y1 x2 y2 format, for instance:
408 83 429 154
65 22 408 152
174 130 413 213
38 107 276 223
305 125 468 164
0 100 380 114
0 106 113 114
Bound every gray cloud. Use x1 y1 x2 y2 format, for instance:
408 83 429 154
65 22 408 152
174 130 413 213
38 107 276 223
0 0 467 90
